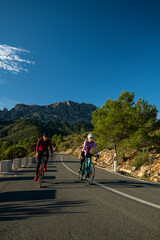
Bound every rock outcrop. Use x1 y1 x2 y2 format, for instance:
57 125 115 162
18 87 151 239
71 147 160 183
0 101 97 126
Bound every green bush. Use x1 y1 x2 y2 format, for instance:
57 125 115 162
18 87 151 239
0 141 11 152
51 134 58 147
29 136 37 143
2 145 27 160
58 142 70 152
130 150 149 168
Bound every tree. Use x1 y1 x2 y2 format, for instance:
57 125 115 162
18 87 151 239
0 141 11 153
134 98 157 131
92 91 134 148
23 138 29 144
29 136 37 143
51 134 58 147
1 145 27 160
92 91 158 152
56 135 63 149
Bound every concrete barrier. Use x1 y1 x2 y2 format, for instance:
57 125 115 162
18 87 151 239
28 157 34 165
33 157 36 163
21 158 28 167
0 160 12 172
0 156 35 172
12 158 21 169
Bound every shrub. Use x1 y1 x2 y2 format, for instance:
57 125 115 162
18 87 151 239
130 150 149 169
58 142 70 152
2 145 27 160
0 141 11 152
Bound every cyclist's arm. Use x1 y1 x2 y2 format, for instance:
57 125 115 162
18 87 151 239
36 139 41 153
48 140 53 155
36 139 41 158
83 140 87 154
83 140 87 151
93 142 98 155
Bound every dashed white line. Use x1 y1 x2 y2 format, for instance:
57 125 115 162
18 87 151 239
61 156 160 210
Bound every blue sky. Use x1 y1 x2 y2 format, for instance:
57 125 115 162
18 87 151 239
0 0 160 117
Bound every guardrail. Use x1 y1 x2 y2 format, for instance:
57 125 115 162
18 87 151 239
0 157 35 172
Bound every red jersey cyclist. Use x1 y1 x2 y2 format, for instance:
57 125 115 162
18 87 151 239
80 133 99 170
34 132 53 181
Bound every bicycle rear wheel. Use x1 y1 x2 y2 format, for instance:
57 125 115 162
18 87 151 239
38 165 44 188
86 163 95 185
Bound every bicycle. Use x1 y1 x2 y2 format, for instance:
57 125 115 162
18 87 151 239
38 152 48 188
78 154 98 185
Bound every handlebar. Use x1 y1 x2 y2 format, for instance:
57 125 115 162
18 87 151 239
88 154 99 161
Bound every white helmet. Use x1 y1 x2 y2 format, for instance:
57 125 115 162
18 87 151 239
87 133 94 138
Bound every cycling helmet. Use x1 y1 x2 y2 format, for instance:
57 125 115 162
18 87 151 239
87 133 94 138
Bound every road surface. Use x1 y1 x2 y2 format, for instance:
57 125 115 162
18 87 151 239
0 154 160 240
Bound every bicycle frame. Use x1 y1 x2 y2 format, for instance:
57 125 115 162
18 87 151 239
84 157 92 175
79 154 97 184
38 153 47 188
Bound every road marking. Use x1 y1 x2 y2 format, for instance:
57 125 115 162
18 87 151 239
61 156 160 210
61 156 78 176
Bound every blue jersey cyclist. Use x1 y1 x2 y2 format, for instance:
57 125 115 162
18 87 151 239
80 133 99 170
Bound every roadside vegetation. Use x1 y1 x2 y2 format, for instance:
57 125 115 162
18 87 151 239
91 91 160 168
0 119 92 160
0 91 160 167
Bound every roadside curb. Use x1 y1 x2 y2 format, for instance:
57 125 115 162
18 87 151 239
0 163 35 178
95 164 160 185
66 153 160 185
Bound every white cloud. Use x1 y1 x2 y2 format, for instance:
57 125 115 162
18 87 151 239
0 44 35 74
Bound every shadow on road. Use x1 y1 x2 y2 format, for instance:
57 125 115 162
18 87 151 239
0 192 88 221
95 179 160 188
0 189 56 202
0 175 56 182
45 179 97 190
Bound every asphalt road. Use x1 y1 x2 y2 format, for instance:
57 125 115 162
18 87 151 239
0 154 160 240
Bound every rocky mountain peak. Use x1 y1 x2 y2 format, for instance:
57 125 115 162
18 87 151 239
0 101 97 125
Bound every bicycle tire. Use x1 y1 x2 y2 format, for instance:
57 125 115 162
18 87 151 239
86 163 95 185
82 163 86 180
78 169 82 180
78 163 85 181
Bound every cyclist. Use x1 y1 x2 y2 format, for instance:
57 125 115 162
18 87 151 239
34 132 53 181
80 133 99 171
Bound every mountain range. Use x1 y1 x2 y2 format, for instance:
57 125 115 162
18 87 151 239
0 101 97 126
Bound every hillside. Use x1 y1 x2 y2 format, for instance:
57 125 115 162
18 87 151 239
0 100 95 160
0 119 93 142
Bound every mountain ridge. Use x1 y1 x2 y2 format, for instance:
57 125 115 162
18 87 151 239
0 100 97 126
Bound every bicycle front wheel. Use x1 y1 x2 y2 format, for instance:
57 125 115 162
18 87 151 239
86 163 95 185
78 163 85 181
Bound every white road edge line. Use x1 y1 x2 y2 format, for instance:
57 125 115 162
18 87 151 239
61 156 160 210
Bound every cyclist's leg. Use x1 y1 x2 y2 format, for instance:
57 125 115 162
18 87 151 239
80 151 85 170
36 151 43 175
44 150 49 167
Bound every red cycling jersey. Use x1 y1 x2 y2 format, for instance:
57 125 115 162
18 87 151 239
36 138 53 153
